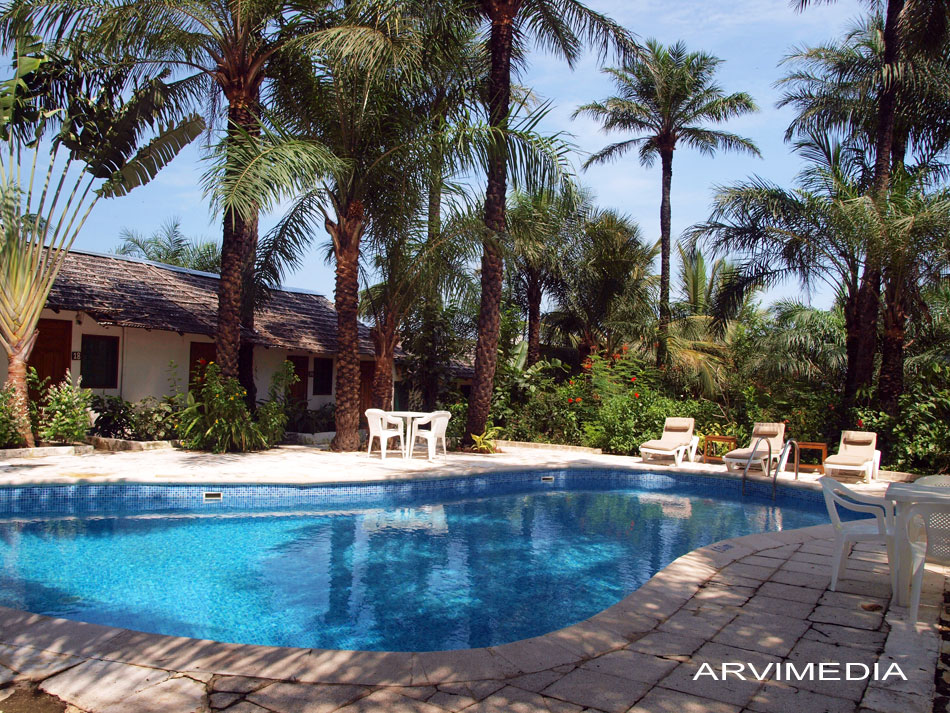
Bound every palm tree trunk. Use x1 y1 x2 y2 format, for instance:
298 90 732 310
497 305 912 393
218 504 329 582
878 277 905 416
370 320 397 410
328 201 365 451
421 157 444 411
872 0 904 199
526 271 542 367
238 221 259 408
5 331 38 447
217 101 260 382
465 8 515 444
657 147 673 367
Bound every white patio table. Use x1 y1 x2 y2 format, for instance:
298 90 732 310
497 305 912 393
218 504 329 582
885 481 950 606
385 411 431 459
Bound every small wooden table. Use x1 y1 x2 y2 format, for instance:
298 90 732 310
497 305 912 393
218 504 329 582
703 435 737 464
796 441 828 474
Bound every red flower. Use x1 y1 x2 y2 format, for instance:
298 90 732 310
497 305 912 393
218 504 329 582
630 376 637 382
198 358 207 365
828 404 834 410
576 397 583 404
634 392 640 398
569 379 575 385
857 418 864 428
568 397 574 403
622 344 629 353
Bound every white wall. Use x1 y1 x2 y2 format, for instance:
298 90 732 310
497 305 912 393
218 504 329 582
0 309 381 409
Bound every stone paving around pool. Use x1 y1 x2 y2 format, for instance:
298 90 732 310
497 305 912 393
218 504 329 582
0 524 945 713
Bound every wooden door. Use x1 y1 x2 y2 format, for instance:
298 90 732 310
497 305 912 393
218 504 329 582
287 356 309 407
359 360 375 423
188 342 217 387
29 319 72 393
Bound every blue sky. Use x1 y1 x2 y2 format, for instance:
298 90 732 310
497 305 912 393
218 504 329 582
74 0 867 306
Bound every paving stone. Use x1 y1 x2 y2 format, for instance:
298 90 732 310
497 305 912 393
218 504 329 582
397 686 438 700
246 681 370 713
436 680 504 701
415 648 520 684
781 560 835 577
739 555 786 568
712 612 810 656
491 636 580 673
810 605 885 631
657 607 736 639
426 689 477 711
747 681 858 713
180 670 215 683
685 584 752 608
860 685 932 713
217 702 270 713
210 692 243 709
757 581 824 604
214 676 272 693
657 661 763 707
718 562 775 581
40 659 172 711
831 578 894 600
505 670 563 693
741 594 815 620
465 685 584 713
819 591 888 611
580 650 677 683
707 572 764 589
627 631 706 659
769 569 832 590
542 667 651 713
630 686 741 712
0 644 81 680
0 664 15 685
788 551 835 566
784 639 877 701
336 689 447 713
803 623 888 652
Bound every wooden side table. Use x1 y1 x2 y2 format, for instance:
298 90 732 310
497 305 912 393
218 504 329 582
795 441 828 474
703 435 737 464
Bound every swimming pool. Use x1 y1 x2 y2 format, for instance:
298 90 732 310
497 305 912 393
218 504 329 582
0 471 838 651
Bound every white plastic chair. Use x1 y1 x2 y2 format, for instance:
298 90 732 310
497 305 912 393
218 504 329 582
639 417 699 466
365 409 404 460
410 410 451 461
914 475 950 487
905 502 950 622
819 476 897 594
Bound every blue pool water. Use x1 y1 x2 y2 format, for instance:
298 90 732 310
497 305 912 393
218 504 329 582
0 471 839 651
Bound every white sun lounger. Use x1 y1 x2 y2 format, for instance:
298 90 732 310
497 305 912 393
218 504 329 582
639 417 698 467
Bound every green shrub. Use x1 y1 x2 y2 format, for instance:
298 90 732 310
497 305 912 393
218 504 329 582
38 372 92 444
0 384 26 448
131 397 177 440
256 360 299 446
178 363 265 453
90 394 135 438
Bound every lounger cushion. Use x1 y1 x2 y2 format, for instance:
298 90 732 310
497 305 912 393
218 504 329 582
825 454 872 467
641 438 690 451
752 427 780 438
843 436 874 447
724 447 773 461
666 424 691 432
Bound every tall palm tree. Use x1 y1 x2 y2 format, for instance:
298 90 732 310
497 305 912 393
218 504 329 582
575 39 759 368
779 8 950 400
115 218 221 272
0 39 202 446
463 0 634 444
5 0 340 403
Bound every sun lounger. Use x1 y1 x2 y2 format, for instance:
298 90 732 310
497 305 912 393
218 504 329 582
824 430 880 483
723 422 785 474
639 417 698 466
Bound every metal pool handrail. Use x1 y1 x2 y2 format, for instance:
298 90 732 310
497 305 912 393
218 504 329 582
740 437 772 496
772 440 800 500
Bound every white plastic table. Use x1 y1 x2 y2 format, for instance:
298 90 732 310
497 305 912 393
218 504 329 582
386 411 430 458
885 482 950 606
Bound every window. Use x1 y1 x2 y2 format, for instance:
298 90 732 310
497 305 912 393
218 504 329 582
81 335 119 389
312 357 333 395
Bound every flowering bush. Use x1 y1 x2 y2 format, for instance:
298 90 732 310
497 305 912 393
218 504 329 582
256 361 299 446
0 384 25 448
38 372 92 444
178 362 265 453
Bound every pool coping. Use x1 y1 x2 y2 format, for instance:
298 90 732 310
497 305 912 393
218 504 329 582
0 524 838 684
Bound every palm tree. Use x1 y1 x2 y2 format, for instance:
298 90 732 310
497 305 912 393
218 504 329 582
0 39 201 446
115 218 221 272
691 134 871 371
5 0 341 403
778 8 950 400
463 0 634 444
506 187 584 366
546 209 655 359
575 39 760 368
